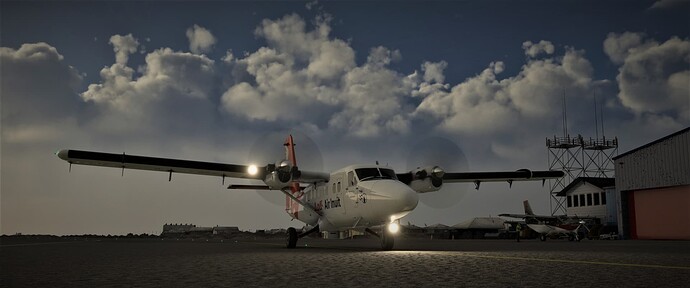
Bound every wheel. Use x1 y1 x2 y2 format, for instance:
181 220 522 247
381 230 395 250
286 227 297 249
568 234 575 241
539 234 547 241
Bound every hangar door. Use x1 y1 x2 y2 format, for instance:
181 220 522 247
630 185 690 240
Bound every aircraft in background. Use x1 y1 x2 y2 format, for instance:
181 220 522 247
499 200 591 241
57 135 564 250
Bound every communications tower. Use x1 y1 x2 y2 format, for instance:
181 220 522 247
546 93 617 216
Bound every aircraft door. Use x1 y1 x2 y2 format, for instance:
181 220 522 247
346 171 363 209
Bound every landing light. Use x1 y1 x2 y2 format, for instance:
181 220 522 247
388 222 400 234
247 165 258 176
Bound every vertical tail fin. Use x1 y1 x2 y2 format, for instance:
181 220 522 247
523 200 534 216
284 135 300 218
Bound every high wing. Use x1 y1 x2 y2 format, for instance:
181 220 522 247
57 149 265 180
498 213 560 221
442 170 564 183
397 168 564 190
56 149 330 185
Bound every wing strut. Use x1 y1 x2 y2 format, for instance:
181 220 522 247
280 188 322 216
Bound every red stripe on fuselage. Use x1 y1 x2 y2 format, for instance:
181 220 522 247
285 135 299 219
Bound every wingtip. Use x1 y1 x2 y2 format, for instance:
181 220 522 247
56 149 69 161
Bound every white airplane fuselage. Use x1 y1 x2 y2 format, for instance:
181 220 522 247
288 165 419 233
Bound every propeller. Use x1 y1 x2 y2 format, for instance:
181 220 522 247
406 137 470 209
247 131 323 206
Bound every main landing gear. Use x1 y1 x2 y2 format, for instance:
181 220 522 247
365 227 395 250
286 225 320 249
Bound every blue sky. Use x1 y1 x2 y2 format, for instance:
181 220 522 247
2 0 688 235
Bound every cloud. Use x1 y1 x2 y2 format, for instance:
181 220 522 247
605 32 690 121
186 24 217 54
0 43 82 127
422 61 448 83
522 40 555 58
221 14 411 136
81 35 217 137
603 32 645 64
414 45 595 134
110 34 139 64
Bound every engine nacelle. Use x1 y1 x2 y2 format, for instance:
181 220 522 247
408 166 444 193
263 160 300 190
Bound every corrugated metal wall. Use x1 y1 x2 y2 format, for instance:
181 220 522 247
615 130 690 191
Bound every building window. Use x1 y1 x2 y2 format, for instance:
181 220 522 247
567 195 572 208
594 193 600 205
587 193 593 206
580 194 585 207
573 195 579 207
601 192 606 205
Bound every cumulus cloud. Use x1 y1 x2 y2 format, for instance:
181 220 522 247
221 14 412 136
422 61 448 83
0 43 82 127
81 34 217 137
603 32 645 64
522 40 555 58
605 32 690 121
414 45 595 134
110 34 139 64
186 24 217 54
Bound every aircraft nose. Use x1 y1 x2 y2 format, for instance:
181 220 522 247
371 180 419 213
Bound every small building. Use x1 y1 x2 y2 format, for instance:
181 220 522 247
614 127 690 240
161 223 196 236
213 226 240 236
557 177 616 225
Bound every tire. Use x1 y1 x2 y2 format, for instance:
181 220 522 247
381 230 395 250
286 227 297 249
540 234 547 242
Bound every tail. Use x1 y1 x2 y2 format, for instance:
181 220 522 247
284 135 300 218
523 200 534 216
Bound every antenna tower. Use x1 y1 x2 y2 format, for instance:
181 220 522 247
545 90 617 216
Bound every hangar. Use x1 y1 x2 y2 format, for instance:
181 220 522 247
615 127 690 240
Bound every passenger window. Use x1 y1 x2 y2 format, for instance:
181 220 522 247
579 195 585 207
594 193 600 205
337 182 341 193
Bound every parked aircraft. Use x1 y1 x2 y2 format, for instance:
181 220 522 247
57 135 564 250
500 200 589 241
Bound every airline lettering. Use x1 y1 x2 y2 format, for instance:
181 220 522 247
324 197 342 209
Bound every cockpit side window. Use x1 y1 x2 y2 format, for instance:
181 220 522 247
347 171 357 187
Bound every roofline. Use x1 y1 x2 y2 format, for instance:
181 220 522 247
556 177 615 196
613 127 689 160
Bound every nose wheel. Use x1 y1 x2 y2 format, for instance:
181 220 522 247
381 230 395 250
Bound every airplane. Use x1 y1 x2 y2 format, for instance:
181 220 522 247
499 200 590 241
56 135 564 250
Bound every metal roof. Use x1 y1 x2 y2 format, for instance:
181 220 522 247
613 127 690 160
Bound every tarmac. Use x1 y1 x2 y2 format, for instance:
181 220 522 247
2 237 689 287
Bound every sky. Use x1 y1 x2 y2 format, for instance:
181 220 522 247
1 0 688 235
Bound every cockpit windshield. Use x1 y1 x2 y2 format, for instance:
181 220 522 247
355 168 398 181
